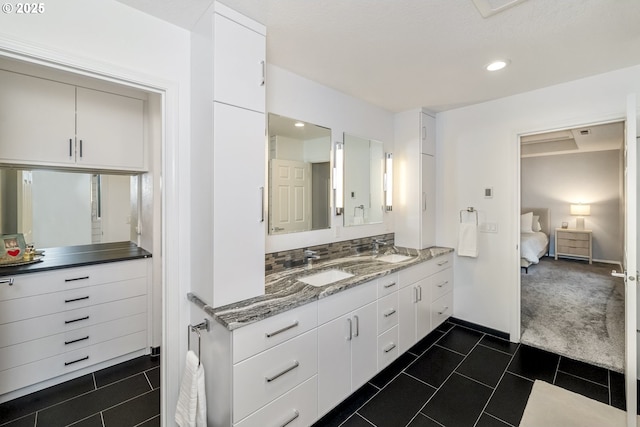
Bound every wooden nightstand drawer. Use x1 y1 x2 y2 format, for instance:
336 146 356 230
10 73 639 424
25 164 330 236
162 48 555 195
557 246 590 257
557 231 589 241
557 239 590 248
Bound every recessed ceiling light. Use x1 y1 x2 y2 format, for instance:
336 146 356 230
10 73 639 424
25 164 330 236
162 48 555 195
294 122 305 127
486 60 510 71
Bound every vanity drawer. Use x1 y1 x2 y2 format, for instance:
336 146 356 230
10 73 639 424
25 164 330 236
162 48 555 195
233 302 317 363
431 292 453 329
378 325 399 370
0 330 147 395
0 277 147 324
432 253 453 273
317 280 377 325
234 376 317 427
0 313 146 371
430 268 453 302
0 295 147 348
377 273 399 297
398 263 430 288
233 329 317 423
377 292 399 333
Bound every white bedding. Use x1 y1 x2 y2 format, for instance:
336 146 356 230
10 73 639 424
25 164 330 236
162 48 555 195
521 231 549 263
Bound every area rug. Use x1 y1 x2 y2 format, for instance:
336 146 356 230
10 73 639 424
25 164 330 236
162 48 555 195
519 380 636 427
521 257 624 372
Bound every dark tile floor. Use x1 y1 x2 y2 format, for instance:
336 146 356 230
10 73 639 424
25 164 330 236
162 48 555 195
313 320 631 427
0 355 160 427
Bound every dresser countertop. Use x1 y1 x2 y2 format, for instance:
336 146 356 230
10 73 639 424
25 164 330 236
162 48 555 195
204 246 454 331
0 241 152 277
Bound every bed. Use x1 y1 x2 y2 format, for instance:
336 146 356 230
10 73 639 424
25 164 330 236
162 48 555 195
520 207 550 273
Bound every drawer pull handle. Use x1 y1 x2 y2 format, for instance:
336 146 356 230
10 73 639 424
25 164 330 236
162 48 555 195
65 276 89 282
418 285 423 301
438 306 449 315
65 356 89 366
384 309 396 318
383 282 397 289
437 281 449 288
353 315 359 337
437 260 449 266
414 287 419 303
0 278 14 286
65 316 89 324
266 321 299 338
65 296 89 303
279 409 300 427
265 360 299 383
65 336 89 345
384 343 396 353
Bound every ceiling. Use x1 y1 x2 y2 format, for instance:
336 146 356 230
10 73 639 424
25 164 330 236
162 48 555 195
115 0 640 113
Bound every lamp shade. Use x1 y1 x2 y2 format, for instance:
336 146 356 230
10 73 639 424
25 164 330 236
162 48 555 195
570 204 591 216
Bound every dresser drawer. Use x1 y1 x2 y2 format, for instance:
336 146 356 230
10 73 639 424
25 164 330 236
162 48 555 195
431 268 453 302
0 259 147 302
0 295 147 348
317 280 377 325
234 376 317 427
431 292 453 329
233 302 317 364
378 325 399 370
557 231 590 241
377 292 399 333
0 313 146 371
0 330 147 395
557 246 590 256
557 239 589 248
233 329 317 423
0 277 147 324
377 273 399 297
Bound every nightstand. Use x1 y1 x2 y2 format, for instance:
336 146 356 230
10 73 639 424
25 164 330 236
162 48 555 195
555 228 592 264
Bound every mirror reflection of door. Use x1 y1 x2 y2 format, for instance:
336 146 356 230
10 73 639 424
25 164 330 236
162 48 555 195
270 159 312 234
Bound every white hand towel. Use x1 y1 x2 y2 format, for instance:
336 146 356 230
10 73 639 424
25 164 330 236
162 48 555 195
458 223 479 258
175 350 207 427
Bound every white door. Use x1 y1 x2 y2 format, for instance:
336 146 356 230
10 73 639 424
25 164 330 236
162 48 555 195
270 159 312 234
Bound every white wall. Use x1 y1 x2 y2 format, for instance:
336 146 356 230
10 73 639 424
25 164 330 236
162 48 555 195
266 64 395 253
521 150 622 263
438 64 640 336
0 0 191 421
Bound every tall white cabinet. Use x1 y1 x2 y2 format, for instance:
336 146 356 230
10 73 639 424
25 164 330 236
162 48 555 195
191 2 266 307
394 110 436 249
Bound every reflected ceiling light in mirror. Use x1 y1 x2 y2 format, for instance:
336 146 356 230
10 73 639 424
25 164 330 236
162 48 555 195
485 59 510 71
334 142 344 215
384 153 393 211
294 121 305 127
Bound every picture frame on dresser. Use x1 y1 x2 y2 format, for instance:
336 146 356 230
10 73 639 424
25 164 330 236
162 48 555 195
0 234 26 264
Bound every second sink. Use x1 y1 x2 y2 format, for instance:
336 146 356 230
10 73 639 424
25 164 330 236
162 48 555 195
298 269 354 287
376 254 414 263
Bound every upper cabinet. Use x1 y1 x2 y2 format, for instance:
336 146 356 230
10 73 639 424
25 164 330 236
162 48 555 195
0 69 146 172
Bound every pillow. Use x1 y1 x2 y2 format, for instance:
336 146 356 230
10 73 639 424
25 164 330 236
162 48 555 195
532 215 542 232
521 212 534 233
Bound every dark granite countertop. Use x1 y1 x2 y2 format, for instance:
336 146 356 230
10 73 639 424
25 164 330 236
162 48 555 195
0 241 152 277
207 246 453 331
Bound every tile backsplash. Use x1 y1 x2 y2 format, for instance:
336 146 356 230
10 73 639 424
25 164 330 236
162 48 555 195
265 233 394 275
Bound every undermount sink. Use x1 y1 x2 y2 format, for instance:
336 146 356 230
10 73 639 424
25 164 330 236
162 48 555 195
376 254 414 263
298 269 354 287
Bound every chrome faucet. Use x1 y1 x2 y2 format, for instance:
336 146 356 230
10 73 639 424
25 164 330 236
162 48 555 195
303 249 320 268
372 238 388 255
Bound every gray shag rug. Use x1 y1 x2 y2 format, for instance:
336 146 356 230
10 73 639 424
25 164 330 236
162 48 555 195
521 257 625 372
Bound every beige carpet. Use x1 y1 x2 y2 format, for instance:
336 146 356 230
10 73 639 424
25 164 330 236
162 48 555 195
520 380 638 427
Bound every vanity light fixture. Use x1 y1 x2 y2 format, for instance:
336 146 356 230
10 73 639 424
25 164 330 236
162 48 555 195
485 59 510 71
384 153 393 211
334 142 344 215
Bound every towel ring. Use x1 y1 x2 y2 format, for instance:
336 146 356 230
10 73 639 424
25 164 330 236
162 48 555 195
188 319 210 366
459 207 478 225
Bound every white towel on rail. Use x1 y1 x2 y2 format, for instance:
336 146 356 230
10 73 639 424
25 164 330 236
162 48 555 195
458 222 479 258
175 350 207 427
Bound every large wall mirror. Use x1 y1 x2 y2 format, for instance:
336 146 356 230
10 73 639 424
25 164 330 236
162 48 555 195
343 133 385 227
0 169 137 248
268 113 331 235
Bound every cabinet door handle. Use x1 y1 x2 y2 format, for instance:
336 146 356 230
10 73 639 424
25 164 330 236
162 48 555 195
259 186 265 223
414 287 419 303
437 281 449 288
437 260 449 267
0 278 14 286
65 276 89 283
384 343 397 353
65 356 89 366
383 282 397 289
260 60 266 86
265 360 299 382
65 336 89 345
279 409 299 427
418 285 423 301
422 192 427 211
65 316 89 324
353 315 359 337
65 296 89 303
69 138 73 157
384 309 396 318
265 321 299 338
347 318 352 340
79 139 83 158
438 306 449 315
422 126 426 141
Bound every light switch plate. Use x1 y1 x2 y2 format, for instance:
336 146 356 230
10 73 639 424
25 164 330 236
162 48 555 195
480 222 498 233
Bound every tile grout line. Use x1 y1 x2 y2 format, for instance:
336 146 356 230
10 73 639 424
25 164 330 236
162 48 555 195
607 370 612 406
482 411 517 427
143 371 153 390
33 411 37 427
556 368 610 389
101 411 106 427
552 356 562 384
476 341 518 357
92 373 98 391
454 371 497 390
133 414 160 427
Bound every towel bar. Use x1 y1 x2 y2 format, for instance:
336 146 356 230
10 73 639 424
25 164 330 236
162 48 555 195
188 319 210 366
459 207 478 225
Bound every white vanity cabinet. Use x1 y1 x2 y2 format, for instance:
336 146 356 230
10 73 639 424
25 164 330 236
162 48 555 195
0 259 150 399
377 273 400 370
0 69 146 172
317 281 378 416
394 110 436 249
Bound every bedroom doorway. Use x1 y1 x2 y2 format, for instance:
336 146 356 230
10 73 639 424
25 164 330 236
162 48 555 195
519 120 626 372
